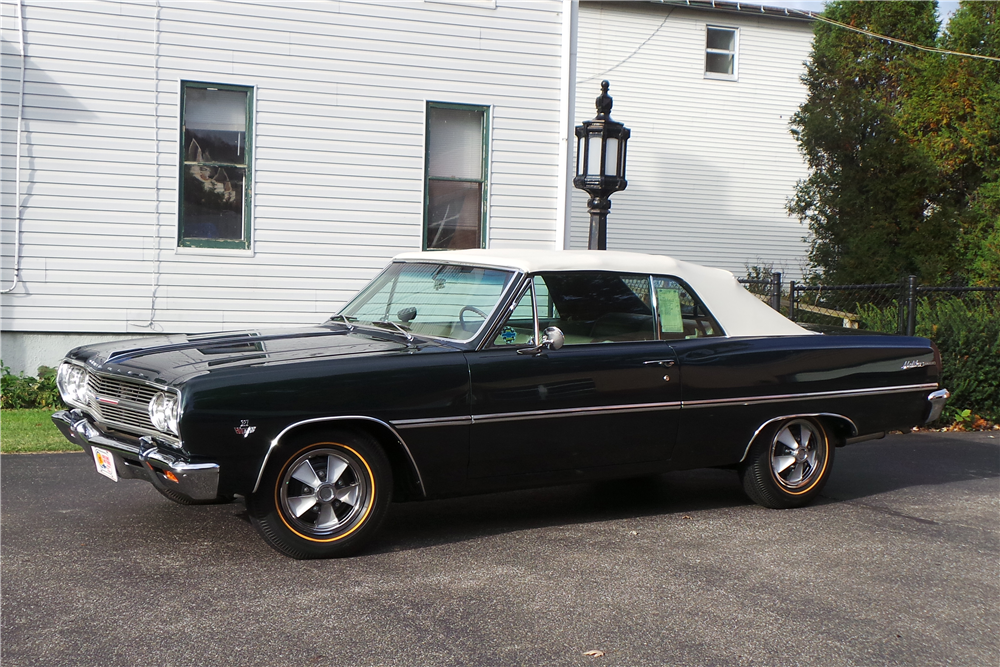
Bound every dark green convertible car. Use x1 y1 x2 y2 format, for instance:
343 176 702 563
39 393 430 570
53 250 949 558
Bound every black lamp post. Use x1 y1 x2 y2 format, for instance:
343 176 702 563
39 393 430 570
574 80 630 250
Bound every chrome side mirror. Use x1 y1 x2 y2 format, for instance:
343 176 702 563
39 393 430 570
541 326 564 350
518 327 565 355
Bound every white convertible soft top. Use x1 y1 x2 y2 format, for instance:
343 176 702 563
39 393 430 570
393 249 813 337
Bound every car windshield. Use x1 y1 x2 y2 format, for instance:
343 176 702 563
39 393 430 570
335 261 517 341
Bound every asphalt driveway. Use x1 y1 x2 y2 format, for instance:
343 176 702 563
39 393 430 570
2 431 997 667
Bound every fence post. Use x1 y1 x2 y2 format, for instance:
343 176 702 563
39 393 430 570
906 275 918 336
788 280 796 321
770 272 782 311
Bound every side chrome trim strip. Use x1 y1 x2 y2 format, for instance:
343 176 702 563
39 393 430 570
473 401 682 424
252 416 425 497
393 416 473 429
739 412 860 463
685 383 938 409
392 383 937 432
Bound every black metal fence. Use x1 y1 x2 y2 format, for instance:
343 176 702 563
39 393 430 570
738 273 1000 335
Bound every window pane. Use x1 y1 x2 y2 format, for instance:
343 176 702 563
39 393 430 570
707 28 735 51
493 286 535 347
184 88 247 165
427 180 482 249
182 165 245 241
340 262 514 341
536 272 655 344
428 107 484 179
653 277 722 339
706 52 734 75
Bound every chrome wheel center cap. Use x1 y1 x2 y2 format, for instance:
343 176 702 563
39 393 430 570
795 449 808 462
317 485 336 503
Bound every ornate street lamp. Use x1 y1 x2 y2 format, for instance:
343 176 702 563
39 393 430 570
574 80 630 250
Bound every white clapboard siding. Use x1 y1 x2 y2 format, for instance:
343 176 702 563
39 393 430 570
571 2 814 279
1 0 564 337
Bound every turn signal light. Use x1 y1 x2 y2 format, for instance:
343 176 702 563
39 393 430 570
164 471 179 484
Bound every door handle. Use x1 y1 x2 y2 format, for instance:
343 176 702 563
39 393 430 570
643 359 676 368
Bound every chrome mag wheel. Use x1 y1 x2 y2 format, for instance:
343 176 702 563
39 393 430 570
279 448 370 538
768 419 823 490
248 432 392 559
740 417 833 509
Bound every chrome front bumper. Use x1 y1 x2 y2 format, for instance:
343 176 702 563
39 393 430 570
52 409 220 502
925 388 950 424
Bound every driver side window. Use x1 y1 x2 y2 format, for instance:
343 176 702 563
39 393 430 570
490 279 538 347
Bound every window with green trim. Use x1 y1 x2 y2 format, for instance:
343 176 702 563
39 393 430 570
424 102 489 250
179 81 253 249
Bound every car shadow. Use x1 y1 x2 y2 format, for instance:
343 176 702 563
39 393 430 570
367 433 999 555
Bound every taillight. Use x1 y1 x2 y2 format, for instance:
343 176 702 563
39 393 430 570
930 341 942 373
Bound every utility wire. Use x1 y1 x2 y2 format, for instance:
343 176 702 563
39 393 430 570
791 8 1000 63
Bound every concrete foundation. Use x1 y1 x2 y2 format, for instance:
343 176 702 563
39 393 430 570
1 332 159 376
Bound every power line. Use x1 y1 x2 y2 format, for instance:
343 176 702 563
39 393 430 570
790 8 1000 63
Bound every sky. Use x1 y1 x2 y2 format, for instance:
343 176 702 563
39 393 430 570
763 0 962 25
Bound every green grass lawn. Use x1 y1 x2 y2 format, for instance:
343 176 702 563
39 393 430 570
1 409 80 453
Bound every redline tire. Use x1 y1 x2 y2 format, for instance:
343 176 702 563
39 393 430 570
247 429 392 559
739 417 833 509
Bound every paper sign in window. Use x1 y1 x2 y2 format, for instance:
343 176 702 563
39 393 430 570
657 288 684 333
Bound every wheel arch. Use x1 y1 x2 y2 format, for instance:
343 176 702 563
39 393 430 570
253 416 426 501
739 413 858 463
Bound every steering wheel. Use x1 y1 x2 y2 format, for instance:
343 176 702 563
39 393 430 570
458 305 488 332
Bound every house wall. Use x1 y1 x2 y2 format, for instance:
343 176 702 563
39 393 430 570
1 0 566 372
571 2 814 279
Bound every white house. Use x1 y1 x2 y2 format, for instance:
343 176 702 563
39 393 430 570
569 1 816 273
1 0 816 375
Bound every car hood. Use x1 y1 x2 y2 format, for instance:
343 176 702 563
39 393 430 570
65 325 459 386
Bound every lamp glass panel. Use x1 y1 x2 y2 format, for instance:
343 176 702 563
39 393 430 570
604 137 619 176
586 135 603 176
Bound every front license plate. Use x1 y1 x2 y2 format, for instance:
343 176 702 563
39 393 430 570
92 446 118 482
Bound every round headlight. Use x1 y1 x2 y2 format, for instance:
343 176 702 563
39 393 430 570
56 362 90 407
148 392 180 435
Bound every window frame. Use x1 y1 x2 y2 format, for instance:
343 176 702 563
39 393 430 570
178 80 255 250
423 101 490 251
704 25 739 81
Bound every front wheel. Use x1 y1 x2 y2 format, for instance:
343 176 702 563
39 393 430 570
739 417 833 509
247 430 392 559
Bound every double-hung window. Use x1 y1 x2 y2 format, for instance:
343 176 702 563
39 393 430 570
705 26 738 80
424 102 489 250
179 81 253 249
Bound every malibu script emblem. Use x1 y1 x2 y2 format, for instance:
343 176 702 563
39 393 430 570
901 360 930 370
235 420 257 438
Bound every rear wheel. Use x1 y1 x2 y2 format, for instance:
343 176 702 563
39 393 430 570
247 430 392 559
739 418 833 509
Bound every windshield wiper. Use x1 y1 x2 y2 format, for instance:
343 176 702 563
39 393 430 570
328 314 355 331
371 320 414 342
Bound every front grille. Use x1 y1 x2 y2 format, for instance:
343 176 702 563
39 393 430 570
85 372 162 436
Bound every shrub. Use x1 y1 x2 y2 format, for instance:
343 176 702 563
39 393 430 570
858 296 1000 422
0 364 63 410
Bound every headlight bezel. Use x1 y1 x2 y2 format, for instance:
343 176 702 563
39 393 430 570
56 362 91 408
148 391 181 436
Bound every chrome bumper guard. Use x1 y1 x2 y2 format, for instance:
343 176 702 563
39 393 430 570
925 388 950 424
52 409 220 502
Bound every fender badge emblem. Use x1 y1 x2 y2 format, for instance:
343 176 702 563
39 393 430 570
901 360 929 370
235 420 257 438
